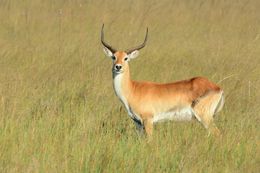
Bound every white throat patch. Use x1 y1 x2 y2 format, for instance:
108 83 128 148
113 73 126 104
113 73 142 123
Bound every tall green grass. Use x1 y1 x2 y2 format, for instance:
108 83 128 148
0 0 259 172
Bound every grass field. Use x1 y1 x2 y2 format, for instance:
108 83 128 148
0 0 259 172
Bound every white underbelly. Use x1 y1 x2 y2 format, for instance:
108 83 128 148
152 107 194 123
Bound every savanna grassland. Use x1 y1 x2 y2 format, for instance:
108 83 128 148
0 0 259 172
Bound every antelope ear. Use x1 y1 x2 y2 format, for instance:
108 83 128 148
103 47 113 57
128 50 139 59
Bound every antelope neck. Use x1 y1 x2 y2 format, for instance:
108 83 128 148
113 65 133 100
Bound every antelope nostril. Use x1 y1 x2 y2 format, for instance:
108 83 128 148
115 65 122 70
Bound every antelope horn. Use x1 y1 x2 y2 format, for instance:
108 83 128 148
125 28 148 54
101 24 116 53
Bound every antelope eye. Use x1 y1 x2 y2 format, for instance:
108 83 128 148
124 57 128 61
112 56 116 60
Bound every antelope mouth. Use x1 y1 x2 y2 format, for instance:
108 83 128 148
113 69 124 74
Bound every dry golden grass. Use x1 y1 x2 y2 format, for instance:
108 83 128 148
0 0 259 172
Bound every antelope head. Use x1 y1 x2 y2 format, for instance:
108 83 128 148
101 24 148 74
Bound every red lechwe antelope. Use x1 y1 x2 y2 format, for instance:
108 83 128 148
101 24 224 137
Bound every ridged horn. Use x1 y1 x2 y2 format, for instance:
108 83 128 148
125 28 148 54
101 24 116 53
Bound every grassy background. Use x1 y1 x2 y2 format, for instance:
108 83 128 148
0 0 259 172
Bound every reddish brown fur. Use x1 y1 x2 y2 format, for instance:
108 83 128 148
114 51 126 64
111 51 223 137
